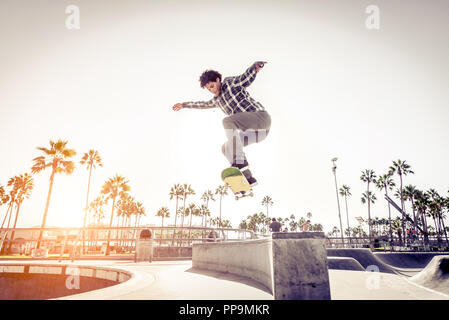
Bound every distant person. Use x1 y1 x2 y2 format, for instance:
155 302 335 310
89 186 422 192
283 227 288 232
269 218 281 232
302 220 311 232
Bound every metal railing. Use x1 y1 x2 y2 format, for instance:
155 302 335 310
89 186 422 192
325 236 449 252
0 226 256 256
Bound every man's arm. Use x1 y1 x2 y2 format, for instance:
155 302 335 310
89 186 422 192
232 61 267 88
173 99 217 111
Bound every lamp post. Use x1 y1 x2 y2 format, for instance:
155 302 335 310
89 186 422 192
332 158 345 247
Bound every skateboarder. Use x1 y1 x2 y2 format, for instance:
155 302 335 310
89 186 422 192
172 61 271 186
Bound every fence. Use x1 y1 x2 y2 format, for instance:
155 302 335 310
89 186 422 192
0 226 256 256
325 235 449 252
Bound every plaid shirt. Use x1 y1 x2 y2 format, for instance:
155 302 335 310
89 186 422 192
182 62 266 115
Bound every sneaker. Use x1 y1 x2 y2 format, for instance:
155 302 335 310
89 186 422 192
247 176 258 187
231 160 249 171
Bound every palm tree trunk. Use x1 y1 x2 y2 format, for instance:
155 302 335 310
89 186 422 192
219 196 223 227
411 198 418 236
37 169 56 249
367 184 372 248
188 212 194 245
172 197 179 246
344 195 351 244
1 203 13 229
161 216 165 246
105 196 116 256
82 164 93 255
421 211 429 246
0 203 13 255
399 175 407 246
385 188 393 250
7 202 21 254
440 216 449 248
180 195 186 246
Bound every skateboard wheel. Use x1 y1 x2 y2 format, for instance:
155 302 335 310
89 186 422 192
250 192 254 197
235 196 239 201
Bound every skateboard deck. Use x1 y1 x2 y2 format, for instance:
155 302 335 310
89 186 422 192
221 167 254 200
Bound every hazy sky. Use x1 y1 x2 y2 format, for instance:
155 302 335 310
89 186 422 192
1 0 448 233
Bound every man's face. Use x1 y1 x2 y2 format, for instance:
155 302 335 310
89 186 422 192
205 78 221 96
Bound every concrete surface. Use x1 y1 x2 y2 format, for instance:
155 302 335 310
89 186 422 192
1 259 448 300
192 238 273 294
410 255 449 295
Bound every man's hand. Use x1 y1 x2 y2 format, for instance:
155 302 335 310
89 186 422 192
172 103 183 111
255 61 267 72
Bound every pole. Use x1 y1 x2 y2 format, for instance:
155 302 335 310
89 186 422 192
332 158 345 247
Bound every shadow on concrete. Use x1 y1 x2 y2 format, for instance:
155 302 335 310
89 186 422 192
185 267 273 296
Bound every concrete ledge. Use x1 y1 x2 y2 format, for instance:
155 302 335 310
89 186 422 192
193 232 331 300
193 238 273 293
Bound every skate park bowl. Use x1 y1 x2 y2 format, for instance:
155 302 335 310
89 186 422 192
0 262 132 300
326 248 449 275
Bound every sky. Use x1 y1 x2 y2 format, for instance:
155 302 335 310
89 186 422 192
0 0 448 234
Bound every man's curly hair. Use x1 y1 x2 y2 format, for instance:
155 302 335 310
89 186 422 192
199 70 222 88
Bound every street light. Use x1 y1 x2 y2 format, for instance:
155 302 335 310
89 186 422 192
332 158 345 247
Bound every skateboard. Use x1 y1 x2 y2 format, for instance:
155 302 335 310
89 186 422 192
221 167 254 200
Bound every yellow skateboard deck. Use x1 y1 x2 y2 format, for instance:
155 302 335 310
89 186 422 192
221 167 254 200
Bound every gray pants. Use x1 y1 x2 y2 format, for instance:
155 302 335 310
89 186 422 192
221 111 271 166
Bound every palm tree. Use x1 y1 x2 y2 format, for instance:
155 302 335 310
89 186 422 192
87 195 106 251
100 174 130 255
89 196 106 226
1 180 17 231
116 193 135 249
179 184 195 246
376 173 396 247
403 185 419 235
414 190 430 245
80 150 103 254
6 173 34 253
427 189 449 247
135 201 145 227
31 139 76 249
201 190 215 211
156 207 170 245
389 160 414 211
261 196 274 218
389 160 414 245
360 169 377 247
215 184 228 227
339 185 352 238
186 203 199 243
288 214 298 231
306 212 312 221
169 184 183 246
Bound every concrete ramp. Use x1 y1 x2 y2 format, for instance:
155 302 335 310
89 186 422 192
327 249 397 274
327 257 365 271
374 252 449 269
410 255 449 295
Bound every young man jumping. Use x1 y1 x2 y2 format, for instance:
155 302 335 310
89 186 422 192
172 61 271 187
